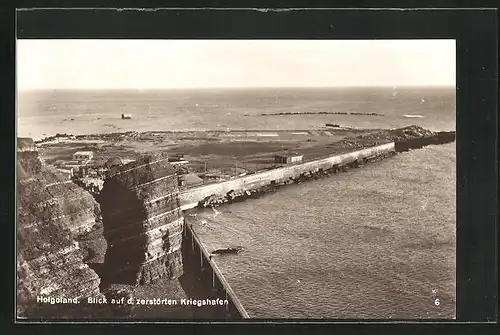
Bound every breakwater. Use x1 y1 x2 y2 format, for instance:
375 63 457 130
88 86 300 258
257 111 384 116
178 130 456 210
197 150 396 208
178 142 396 210
183 221 250 318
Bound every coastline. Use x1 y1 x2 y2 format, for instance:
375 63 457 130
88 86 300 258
17 125 455 320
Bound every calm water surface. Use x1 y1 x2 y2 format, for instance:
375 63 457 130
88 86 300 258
18 87 455 140
189 143 456 319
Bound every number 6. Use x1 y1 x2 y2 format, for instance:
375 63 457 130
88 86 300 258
435 298 440 306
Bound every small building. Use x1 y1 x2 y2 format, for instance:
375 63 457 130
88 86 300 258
56 167 74 179
79 164 107 178
168 154 185 162
170 160 189 166
73 151 94 162
274 153 303 164
178 173 204 187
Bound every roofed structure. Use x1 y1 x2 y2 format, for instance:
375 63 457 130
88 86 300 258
274 152 304 164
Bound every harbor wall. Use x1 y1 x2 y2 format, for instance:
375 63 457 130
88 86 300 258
178 142 396 210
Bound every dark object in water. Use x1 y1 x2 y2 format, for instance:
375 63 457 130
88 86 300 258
325 123 340 128
121 114 132 119
211 246 244 255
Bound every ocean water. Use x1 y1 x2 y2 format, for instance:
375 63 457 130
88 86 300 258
189 143 456 319
17 87 456 319
17 87 455 140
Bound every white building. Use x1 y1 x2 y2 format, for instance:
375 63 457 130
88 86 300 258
73 151 94 162
274 153 303 164
56 168 74 179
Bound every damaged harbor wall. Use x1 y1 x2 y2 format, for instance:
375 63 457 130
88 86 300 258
17 138 104 317
178 127 456 210
99 153 184 286
178 142 396 210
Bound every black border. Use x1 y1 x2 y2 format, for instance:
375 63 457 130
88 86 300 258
5 6 498 328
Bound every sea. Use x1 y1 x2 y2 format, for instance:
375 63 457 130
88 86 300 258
17 87 455 140
17 87 456 319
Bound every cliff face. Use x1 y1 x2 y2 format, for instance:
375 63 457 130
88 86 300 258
18 137 36 152
18 150 102 237
17 142 103 317
100 153 184 286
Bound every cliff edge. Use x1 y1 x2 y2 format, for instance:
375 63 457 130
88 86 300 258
17 138 104 318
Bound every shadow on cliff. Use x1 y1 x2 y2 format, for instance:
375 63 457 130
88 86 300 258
94 179 149 288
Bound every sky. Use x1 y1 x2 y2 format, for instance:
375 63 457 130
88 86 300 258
17 39 456 90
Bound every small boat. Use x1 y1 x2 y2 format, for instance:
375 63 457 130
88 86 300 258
211 246 244 255
121 114 132 119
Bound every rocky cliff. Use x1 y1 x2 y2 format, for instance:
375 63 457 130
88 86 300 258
100 153 184 286
17 139 103 317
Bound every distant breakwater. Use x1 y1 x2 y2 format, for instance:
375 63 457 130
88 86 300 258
257 111 384 117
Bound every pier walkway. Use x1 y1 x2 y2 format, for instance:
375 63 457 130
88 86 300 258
183 219 250 319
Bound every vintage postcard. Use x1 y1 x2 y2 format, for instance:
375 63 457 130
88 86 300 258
16 36 456 320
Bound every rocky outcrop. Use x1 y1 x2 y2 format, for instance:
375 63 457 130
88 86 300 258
17 140 103 317
394 129 455 152
100 153 184 286
18 137 36 152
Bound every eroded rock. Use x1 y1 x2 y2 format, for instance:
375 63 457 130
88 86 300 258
17 140 103 317
100 153 184 286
